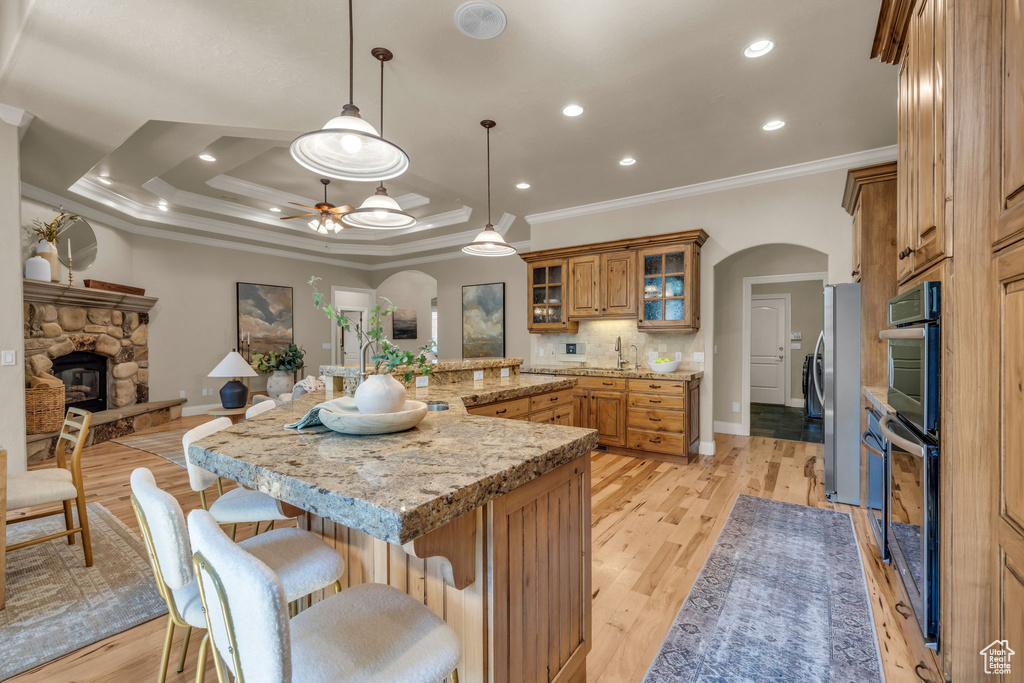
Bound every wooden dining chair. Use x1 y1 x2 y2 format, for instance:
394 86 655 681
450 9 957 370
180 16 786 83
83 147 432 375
6 407 94 566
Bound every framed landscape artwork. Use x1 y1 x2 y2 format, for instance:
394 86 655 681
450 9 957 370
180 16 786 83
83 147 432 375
393 309 417 340
462 282 505 358
236 282 293 356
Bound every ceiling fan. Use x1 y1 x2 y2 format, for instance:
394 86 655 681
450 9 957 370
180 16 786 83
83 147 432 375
279 178 354 234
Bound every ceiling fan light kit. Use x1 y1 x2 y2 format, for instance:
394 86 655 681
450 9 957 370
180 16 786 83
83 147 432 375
280 178 352 234
463 120 516 257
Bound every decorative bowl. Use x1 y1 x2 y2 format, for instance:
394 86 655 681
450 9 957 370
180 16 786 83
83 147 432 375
647 359 681 373
318 398 428 435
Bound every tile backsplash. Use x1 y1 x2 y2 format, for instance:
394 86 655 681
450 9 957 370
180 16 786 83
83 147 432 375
530 319 705 371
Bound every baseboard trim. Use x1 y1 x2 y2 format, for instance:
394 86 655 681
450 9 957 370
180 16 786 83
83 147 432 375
713 420 746 436
182 403 220 417
698 440 716 456
786 398 806 408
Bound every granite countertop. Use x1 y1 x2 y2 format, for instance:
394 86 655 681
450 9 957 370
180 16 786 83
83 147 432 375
188 374 595 545
521 365 704 382
321 357 523 377
863 385 895 415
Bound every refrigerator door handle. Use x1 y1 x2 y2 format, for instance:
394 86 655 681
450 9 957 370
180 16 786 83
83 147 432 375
811 330 825 406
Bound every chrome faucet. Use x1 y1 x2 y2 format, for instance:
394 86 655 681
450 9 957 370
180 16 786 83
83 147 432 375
615 337 630 370
629 344 640 371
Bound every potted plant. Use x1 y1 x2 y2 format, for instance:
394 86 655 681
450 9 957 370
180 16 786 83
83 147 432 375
310 277 434 414
251 343 305 399
31 211 80 283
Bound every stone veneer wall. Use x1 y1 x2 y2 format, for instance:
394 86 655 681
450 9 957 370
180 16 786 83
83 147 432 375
24 303 150 407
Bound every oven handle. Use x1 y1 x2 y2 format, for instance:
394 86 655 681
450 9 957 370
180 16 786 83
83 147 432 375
879 328 927 340
879 414 926 458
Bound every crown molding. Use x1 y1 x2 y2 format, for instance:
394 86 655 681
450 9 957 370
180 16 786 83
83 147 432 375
0 104 33 138
378 241 531 271
206 173 429 212
524 145 899 225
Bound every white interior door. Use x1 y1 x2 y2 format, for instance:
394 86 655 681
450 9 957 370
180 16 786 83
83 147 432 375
749 295 789 405
340 310 364 366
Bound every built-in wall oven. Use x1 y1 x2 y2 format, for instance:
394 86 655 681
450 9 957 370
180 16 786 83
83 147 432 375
862 406 889 561
878 282 941 650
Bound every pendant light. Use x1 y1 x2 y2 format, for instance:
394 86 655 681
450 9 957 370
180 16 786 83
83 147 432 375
342 48 417 230
463 120 517 257
278 178 352 234
289 0 410 182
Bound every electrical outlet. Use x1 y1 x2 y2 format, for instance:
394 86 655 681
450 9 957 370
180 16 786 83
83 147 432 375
714 345 718 354
1 350 15 366
180 390 186 399
500 368 510 377
732 402 740 413
473 370 484 381
692 352 705 363
538 348 544 357
415 376 429 388
322 342 331 350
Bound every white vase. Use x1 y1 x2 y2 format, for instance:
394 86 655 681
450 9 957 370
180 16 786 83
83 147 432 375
354 374 407 414
36 241 60 282
266 370 294 398
25 255 50 281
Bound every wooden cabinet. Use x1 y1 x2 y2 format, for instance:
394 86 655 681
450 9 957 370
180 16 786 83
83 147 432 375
993 0 1024 250
526 258 578 333
637 243 701 332
573 378 627 447
467 386 575 426
520 230 707 333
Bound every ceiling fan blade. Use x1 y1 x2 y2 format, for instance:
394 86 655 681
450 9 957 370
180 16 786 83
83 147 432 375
328 205 355 215
288 202 317 210
280 213 314 220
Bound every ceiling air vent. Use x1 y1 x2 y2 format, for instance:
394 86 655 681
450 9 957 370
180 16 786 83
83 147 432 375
454 1 507 40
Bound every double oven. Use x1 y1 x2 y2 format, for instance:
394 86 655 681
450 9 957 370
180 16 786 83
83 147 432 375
872 282 941 650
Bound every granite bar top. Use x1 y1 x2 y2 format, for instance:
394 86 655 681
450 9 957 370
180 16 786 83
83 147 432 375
320 357 523 377
188 374 595 545
863 385 896 415
521 365 704 382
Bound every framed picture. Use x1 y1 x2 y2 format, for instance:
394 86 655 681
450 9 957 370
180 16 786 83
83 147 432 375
462 282 505 358
236 282 294 356
393 309 417 340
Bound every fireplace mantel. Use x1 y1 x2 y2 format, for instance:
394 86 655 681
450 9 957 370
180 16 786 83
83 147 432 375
23 280 158 313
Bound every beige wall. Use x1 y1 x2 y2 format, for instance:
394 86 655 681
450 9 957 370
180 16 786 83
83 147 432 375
19 197 373 414
2 120 26 473
752 280 825 403
372 255 529 361
530 169 854 449
375 270 437 354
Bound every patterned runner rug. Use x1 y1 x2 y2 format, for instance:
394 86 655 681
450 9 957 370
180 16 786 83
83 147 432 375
112 428 190 468
1 503 167 679
644 495 884 682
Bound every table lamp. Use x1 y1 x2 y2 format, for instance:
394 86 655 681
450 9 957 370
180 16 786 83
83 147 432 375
208 350 258 409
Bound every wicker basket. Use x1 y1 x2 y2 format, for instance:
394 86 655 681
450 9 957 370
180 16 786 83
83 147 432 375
25 384 66 434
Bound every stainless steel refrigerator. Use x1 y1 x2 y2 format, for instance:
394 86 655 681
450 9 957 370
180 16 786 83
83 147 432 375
811 283 862 505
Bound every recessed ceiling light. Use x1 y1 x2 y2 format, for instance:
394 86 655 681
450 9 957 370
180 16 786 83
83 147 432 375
198 153 216 162
762 120 786 131
516 182 530 189
97 176 112 185
158 204 169 212
562 104 584 117
744 39 775 58
619 157 637 166
269 207 282 212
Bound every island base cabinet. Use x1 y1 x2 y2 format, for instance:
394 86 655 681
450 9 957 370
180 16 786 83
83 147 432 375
302 453 592 683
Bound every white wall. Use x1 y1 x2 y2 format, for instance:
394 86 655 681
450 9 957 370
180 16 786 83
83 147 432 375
1 119 26 474
375 270 437 354
529 168 855 450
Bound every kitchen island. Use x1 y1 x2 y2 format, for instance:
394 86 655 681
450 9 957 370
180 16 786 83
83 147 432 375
188 372 596 683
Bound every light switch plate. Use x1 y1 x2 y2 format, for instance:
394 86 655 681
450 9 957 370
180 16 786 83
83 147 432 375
692 352 705 363
321 342 331 350
180 390 186 399
473 370 484 380
1 350 15 366
790 332 802 341
732 402 740 413
415 376 429 388
500 368 510 377
538 348 545 356
790 342 802 350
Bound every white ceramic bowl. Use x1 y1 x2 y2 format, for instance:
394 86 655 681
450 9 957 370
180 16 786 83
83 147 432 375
318 398 428 435
647 359 681 373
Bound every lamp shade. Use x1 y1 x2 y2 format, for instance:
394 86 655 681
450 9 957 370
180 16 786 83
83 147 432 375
208 351 258 378
462 225 517 257
342 186 416 229
289 107 409 182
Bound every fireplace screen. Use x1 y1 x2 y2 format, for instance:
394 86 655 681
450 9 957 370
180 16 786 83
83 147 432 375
50 351 107 412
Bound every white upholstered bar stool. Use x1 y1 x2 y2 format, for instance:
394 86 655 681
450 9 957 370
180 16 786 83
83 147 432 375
183 418 292 539
244 399 276 420
130 469 346 683
188 509 461 683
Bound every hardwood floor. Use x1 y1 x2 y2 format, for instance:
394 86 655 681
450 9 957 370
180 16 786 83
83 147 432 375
9 421 925 682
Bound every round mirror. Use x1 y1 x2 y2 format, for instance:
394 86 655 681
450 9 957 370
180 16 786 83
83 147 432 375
56 218 98 271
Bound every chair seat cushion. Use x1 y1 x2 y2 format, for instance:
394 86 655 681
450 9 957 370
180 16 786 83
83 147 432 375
207 487 291 524
290 583 460 683
239 528 345 601
6 469 78 510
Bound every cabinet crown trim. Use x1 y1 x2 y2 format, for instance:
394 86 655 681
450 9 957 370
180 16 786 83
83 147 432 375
842 162 899 215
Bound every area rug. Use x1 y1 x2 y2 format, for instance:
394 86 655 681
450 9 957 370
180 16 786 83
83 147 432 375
112 428 189 468
0 503 167 680
644 495 883 683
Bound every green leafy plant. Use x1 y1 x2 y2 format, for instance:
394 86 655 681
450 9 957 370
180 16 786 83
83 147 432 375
251 343 305 373
32 211 80 245
310 276 434 384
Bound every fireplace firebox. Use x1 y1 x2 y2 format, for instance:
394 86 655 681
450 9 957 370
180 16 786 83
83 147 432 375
51 351 107 412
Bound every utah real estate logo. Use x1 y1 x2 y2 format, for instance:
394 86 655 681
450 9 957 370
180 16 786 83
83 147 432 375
980 640 1014 675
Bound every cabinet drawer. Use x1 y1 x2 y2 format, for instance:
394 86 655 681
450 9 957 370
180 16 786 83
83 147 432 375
467 397 531 419
627 393 686 410
576 376 627 391
627 428 687 456
530 388 574 412
627 408 686 433
627 378 688 395
530 407 555 423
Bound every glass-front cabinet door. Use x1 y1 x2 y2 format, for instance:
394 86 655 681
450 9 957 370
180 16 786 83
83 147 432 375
636 243 700 331
527 258 576 332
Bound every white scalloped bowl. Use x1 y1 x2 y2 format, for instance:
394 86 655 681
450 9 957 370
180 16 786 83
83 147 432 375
647 359 681 373
318 398 428 435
